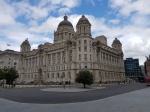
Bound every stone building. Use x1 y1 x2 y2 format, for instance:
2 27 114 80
0 49 20 69
18 15 125 83
145 55 150 76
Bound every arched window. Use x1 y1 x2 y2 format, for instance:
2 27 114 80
52 73 54 78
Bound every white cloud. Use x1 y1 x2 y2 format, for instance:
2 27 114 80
58 7 71 15
50 0 81 8
109 19 120 24
109 0 150 16
12 1 50 20
0 0 16 25
29 16 61 33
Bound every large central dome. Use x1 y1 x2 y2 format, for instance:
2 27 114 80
58 15 73 27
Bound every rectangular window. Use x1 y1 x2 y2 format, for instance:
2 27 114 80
84 46 87 52
69 33 71 39
79 54 81 61
84 54 87 61
14 62 17 65
79 47 81 51
79 64 81 69
90 54 92 61
90 64 92 68
84 40 87 44
70 56 72 61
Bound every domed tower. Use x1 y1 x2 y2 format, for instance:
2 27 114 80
112 38 122 51
54 15 75 43
76 15 91 37
76 15 93 70
20 38 31 53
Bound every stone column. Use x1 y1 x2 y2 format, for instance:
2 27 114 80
37 54 40 66
43 53 45 66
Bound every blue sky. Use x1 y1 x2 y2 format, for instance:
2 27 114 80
0 0 150 65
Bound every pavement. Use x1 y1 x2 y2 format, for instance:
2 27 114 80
0 87 150 112
40 86 105 92
0 83 147 104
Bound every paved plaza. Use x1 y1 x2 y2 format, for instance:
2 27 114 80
0 83 150 112
40 86 105 92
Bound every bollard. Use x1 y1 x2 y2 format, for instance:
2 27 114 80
100 84 102 87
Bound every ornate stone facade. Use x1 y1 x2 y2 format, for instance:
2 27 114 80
0 49 20 69
18 15 125 83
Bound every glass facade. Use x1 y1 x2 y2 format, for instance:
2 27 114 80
124 58 142 79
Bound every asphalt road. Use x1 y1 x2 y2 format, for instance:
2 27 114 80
0 83 148 104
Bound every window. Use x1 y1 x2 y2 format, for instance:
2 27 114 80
79 54 81 61
79 47 81 51
90 41 91 45
90 47 91 52
84 54 87 61
90 54 92 61
90 64 92 68
14 62 17 65
84 46 87 52
69 50 72 61
52 73 54 78
69 33 71 39
84 40 87 44
79 40 80 44
79 64 81 69
57 73 59 78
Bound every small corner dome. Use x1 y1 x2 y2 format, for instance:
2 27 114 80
21 38 30 46
58 15 73 27
112 38 122 45
44 42 52 46
77 15 91 25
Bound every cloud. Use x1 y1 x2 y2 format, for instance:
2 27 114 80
0 0 16 26
12 0 50 20
58 7 71 15
109 0 150 16
50 0 81 8
108 19 120 24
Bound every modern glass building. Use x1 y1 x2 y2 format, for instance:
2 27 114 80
124 58 142 79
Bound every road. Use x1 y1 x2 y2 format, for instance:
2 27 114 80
0 83 147 104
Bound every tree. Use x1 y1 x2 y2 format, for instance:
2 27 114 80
0 67 19 87
0 67 8 87
75 70 93 88
5 67 19 86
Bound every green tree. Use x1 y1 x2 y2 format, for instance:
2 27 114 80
75 70 93 88
0 67 18 87
5 67 19 86
0 67 9 87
